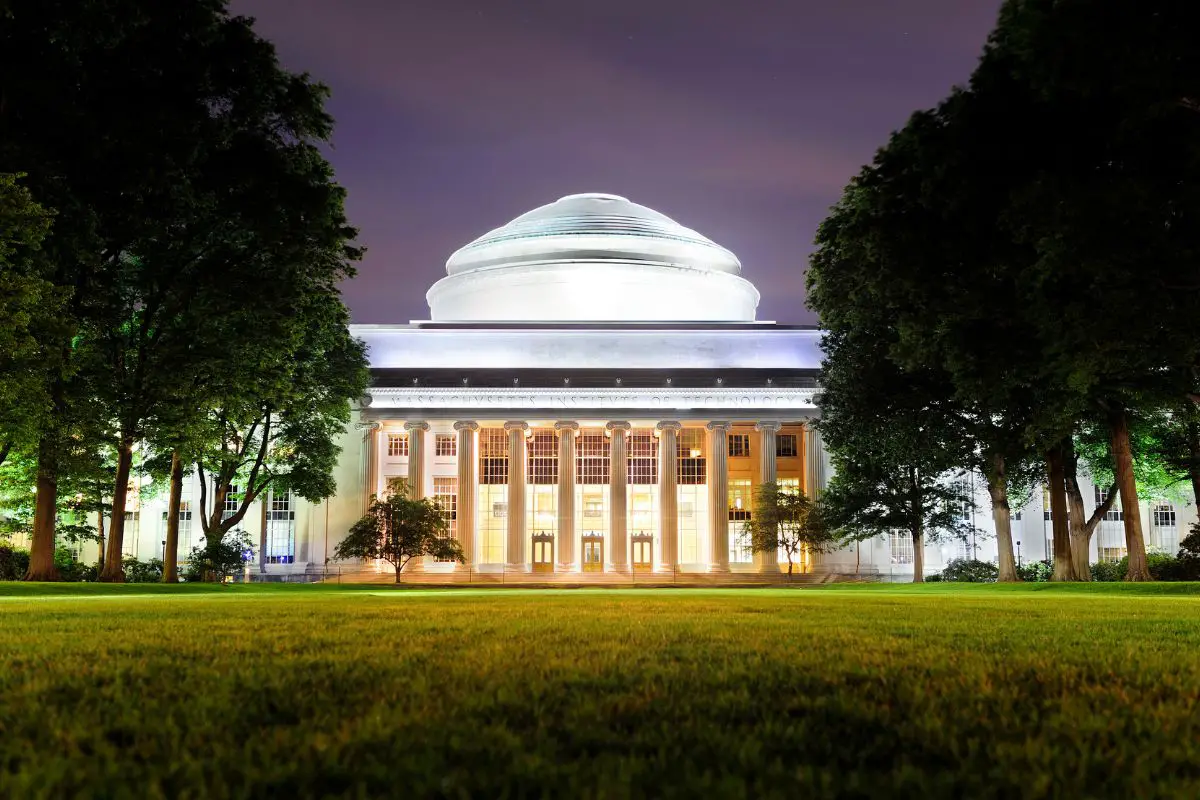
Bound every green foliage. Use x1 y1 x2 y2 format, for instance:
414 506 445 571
53 547 96 582
1090 560 1123 583
743 482 835 575
184 530 254 583
122 557 164 584
939 559 999 583
0 545 30 581
334 489 463 581
1017 559 1052 582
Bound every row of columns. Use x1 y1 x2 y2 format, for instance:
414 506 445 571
368 419 811 572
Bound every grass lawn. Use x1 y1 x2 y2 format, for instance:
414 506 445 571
2 584 1199 798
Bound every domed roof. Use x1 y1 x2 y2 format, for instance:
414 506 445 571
427 192 759 322
445 192 742 276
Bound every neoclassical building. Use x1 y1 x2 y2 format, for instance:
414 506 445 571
30 193 1196 579
347 192 826 577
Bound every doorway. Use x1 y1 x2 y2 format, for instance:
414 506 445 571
581 532 604 572
631 532 654 572
531 532 554 573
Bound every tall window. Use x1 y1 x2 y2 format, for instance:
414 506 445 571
1041 487 1069 521
265 491 295 564
478 429 508 563
435 434 456 457
776 434 798 458
953 476 972 523
528 429 558 538
577 429 610 484
222 484 240 521
387 433 409 457
1153 503 1179 553
677 428 706 485
628 429 658 485
729 478 753 564
433 477 458 561
727 433 750 458
889 532 914 565
1094 485 1123 521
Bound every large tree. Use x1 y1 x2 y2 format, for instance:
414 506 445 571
980 0 1200 580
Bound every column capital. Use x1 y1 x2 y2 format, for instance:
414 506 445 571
553 420 580 432
705 421 732 432
503 420 529 433
754 421 782 433
403 421 430 432
453 420 479 432
655 420 682 433
361 421 382 435
605 420 632 434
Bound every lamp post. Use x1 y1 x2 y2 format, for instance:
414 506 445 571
1016 539 1022 569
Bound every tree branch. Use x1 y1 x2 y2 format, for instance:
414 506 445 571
1085 483 1119 534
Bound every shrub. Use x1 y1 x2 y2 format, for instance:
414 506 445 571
1090 559 1123 582
54 547 98 582
924 573 943 582
1107 552 1187 582
0 545 30 580
1017 559 1052 582
184 530 254 582
940 558 998 583
1177 524 1200 581
122 557 163 583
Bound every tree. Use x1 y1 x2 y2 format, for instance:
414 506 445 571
806 329 974 583
334 488 464 582
744 482 836 576
0 173 57 471
979 0 1200 580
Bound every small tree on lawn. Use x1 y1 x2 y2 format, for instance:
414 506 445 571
744 481 836 577
334 488 463 582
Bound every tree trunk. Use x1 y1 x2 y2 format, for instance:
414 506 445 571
1187 416 1200 511
1063 441 1091 581
983 453 1020 582
912 527 924 583
163 451 183 583
1046 444 1074 581
99 436 135 582
24 436 61 581
96 509 105 572
1109 406 1152 581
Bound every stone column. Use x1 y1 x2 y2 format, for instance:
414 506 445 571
707 421 731 572
555 421 579 570
454 421 479 569
657 421 681 571
362 422 381 514
607 421 631 572
754 421 782 572
504 421 528 569
804 424 826 499
404 421 429 500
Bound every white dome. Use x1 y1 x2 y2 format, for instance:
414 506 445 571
426 193 760 322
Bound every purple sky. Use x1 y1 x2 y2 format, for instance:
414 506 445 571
232 0 1003 324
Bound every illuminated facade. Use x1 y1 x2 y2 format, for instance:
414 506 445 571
341 193 828 578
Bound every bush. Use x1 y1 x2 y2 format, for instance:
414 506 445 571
923 573 943 582
184 530 253 582
940 558 998 583
122 557 163 583
0 545 30 580
55 547 97 582
1017 559 1052 582
1090 559 1123 582
1177 524 1200 581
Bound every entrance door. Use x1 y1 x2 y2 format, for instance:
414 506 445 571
531 532 554 573
631 533 654 572
581 533 604 572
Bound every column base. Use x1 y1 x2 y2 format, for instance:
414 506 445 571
709 565 732 574
608 565 631 574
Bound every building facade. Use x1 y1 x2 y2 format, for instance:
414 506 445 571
25 193 1197 579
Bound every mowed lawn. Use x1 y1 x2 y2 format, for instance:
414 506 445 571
3 584 1200 798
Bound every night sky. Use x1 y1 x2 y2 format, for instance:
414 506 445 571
231 0 1004 324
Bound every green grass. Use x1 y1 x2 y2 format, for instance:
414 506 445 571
2 584 1199 798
